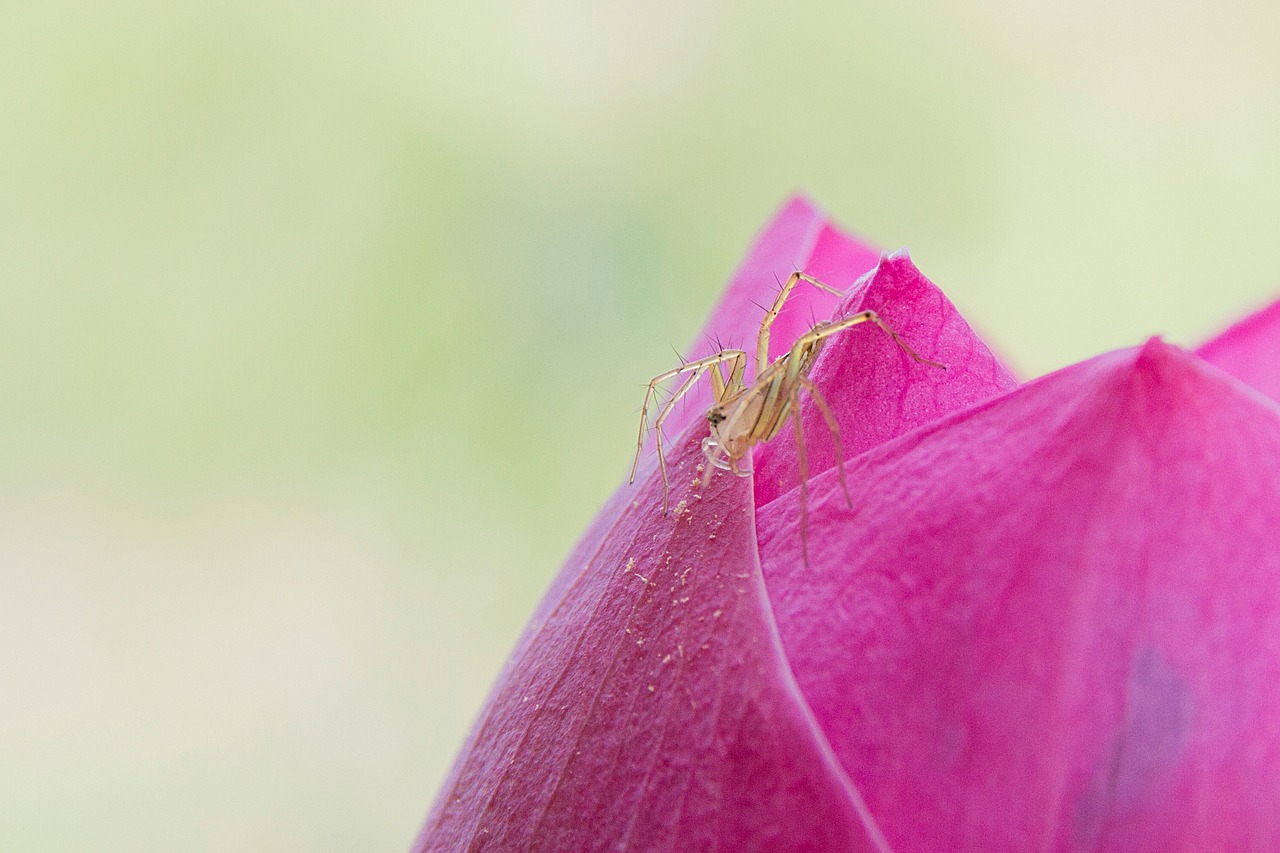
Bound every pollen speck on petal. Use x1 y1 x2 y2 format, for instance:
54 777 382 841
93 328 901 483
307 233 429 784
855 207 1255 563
418 419 889 852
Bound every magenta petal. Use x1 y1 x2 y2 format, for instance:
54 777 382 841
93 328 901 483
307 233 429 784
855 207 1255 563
418 422 890 852
758 339 1280 851
535 196 858 667
634 197 1014 497
753 251 1018 508
419 199 907 851
420 201 1025 851
694 195 882 367
1196 296 1280 405
639 196 878 457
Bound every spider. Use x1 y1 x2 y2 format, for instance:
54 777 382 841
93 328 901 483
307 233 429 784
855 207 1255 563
629 270 946 562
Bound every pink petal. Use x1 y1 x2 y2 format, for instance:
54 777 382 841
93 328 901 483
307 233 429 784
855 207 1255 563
535 196 846 658
758 338 1280 851
1196 296 1280 406
753 251 1018 508
544 195 870 660
637 194 1016 509
641 195 883 455
418 423 890 852
419 198 1025 851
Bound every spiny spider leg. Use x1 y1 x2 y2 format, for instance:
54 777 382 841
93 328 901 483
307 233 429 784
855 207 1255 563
630 267 947 567
756 271 846 375
784 374 855 567
631 349 747 512
797 374 851 509
791 383 810 566
784 309 946 370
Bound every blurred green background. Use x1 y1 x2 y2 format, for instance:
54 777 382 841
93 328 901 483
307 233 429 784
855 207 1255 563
3 1 1279 849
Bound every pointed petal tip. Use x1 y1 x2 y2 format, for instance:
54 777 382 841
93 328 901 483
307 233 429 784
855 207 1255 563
1132 334 1183 376
751 247 1017 508
1122 335 1278 418
853 251 927 305
779 191 823 218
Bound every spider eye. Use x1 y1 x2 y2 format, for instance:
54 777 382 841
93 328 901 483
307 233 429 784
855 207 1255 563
707 410 725 425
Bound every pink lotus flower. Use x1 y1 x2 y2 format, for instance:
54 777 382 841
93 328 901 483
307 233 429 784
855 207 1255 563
416 198 1280 852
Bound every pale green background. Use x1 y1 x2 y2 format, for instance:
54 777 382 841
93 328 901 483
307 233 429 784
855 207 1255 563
3 1 1278 850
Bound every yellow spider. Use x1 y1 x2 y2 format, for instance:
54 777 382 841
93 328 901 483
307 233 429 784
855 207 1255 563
630 271 945 561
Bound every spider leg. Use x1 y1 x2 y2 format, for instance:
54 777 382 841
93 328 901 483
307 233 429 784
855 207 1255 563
651 371 703 514
631 349 748 513
798 374 851 509
787 309 946 370
707 349 746 402
791 385 810 567
756 271 846 376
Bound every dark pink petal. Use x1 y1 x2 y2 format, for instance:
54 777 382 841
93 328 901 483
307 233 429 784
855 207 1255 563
639 195 1015 506
1196 296 1280 405
534 196 849 654
753 251 1018 508
418 426 890 852
758 338 1280 851
539 195 870 658
418 199 1019 851
645 195 882 451
696 196 882 365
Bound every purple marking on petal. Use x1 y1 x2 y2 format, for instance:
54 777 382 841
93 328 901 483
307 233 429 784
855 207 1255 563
758 338 1280 851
